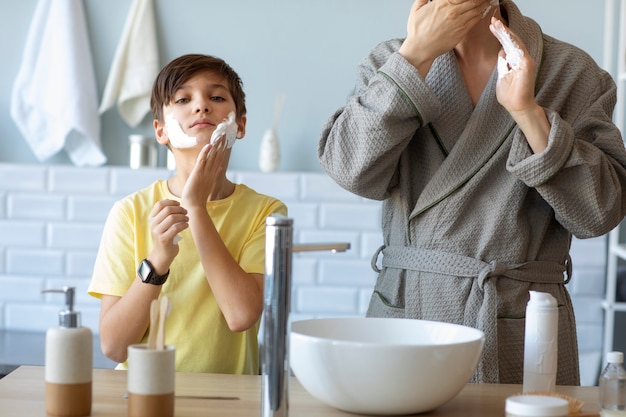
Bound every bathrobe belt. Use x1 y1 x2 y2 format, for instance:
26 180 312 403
371 245 571 383
371 245 571 287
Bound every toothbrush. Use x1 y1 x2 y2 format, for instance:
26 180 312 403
147 298 159 350
156 295 170 351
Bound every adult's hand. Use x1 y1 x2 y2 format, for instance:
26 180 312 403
490 17 549 153
399 0 491 76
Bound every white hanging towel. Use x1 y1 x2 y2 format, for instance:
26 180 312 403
10 0 106 166
99 0 159 128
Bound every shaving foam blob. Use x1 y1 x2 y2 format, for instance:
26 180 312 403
165 113 197 149
491 19 524 80
210 111 238 149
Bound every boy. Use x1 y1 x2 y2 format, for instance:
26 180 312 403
88 54 287 374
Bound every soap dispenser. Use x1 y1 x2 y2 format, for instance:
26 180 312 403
43 286 92 417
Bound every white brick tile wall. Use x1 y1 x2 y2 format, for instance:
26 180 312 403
7 194 66 220
576 323 605 352
66 251 98 277
318 259 377 287
110 168 169 196
6 249 64 275
292 258 317 285
320 203 382 231
569 266 607 298
0 164 610 383
236 172 300 201
68 196 117 222
569 236 606 268
0 222 45 247
361 232 384 260
49 167 109 194
0 164 47 192
5 304 61 331
296 287 359 314
47 223 104 249
571 296 605 324
358 289 374 315
0 192 5 218
301 174 360 202
0 276 45 302
283 203 318 229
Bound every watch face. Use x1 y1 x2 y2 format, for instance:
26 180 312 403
138 260 153 283
138 259 168 285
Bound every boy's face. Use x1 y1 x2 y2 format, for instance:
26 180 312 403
155 70 246 149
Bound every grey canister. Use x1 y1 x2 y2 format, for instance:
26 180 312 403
129 135 157 169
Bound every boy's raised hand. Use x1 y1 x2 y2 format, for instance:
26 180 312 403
148 199 189 266
181 137 228 208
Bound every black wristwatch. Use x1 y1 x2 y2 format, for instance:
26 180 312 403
137 259 169 285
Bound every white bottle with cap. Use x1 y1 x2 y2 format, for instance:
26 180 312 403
523 291 558 393
43 286 92 416
599 351 626 416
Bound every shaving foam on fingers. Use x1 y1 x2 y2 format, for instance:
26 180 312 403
490 18 524 80
165 113 198 149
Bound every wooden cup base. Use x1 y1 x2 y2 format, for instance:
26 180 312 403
128 392 174 417
45 381 92 417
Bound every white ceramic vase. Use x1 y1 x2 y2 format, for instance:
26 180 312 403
259 128 280 172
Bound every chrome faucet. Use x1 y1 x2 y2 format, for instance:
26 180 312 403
261 214 350 417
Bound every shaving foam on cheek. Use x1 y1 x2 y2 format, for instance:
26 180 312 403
165 113 197 149
210 111 238 149
490 19 524 80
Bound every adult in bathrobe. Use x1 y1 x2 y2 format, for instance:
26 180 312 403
318 0 626 384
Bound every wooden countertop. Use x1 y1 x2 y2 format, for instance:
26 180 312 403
0 366 600 417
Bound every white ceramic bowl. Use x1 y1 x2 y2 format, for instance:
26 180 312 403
289 317 485 415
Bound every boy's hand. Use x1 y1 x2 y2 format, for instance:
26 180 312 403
148 199 189 269
181 138 228 207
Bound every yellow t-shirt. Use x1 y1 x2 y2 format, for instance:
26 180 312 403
88 180 287 374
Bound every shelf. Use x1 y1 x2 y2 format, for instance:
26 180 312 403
609 243 626 260
601 300 626 312
604 0 626 363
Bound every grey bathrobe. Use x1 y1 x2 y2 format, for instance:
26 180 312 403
318 0 626 384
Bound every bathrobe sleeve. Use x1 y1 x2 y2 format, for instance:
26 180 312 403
318 41 441 201
506 43 626 238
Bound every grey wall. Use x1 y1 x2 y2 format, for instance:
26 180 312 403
0 0 607 171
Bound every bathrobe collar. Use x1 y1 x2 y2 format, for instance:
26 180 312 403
410 0 544 218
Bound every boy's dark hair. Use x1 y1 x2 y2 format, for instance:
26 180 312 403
150 54 246 122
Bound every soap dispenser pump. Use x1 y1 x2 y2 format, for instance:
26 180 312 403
43 286 92 417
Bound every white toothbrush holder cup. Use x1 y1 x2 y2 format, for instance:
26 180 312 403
127 344 176 417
